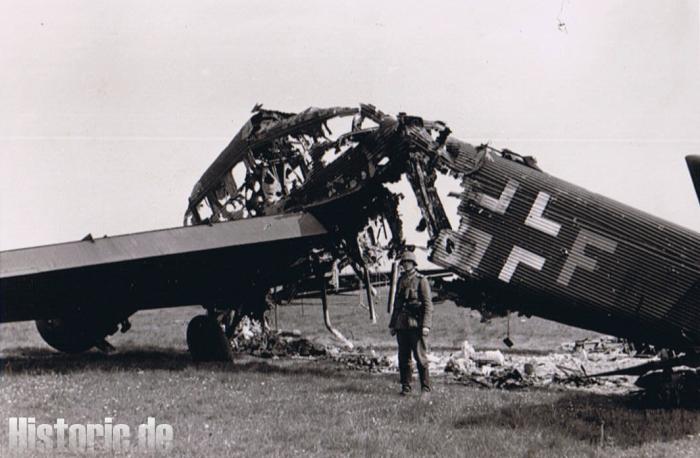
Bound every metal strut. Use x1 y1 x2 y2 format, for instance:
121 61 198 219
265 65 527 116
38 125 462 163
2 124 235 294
387 261 399 315
363 266 377 324
320 274 354 349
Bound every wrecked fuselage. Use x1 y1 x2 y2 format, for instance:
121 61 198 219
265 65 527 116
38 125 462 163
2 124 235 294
184 104 453 342
186 104 700 357
431 138 700 353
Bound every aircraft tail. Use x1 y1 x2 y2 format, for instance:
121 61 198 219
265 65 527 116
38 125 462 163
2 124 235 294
686 155 700 205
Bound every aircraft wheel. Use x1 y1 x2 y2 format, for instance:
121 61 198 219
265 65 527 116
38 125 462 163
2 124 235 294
186 315 234 362
36 318 99 353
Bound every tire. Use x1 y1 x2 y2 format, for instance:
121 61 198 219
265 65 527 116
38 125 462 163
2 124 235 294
36 319 97 353
187 315 234 362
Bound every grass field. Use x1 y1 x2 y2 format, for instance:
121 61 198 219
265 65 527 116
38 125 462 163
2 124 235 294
2 293 700 456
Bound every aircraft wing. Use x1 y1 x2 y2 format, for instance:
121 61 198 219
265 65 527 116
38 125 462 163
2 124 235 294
0 212 329 323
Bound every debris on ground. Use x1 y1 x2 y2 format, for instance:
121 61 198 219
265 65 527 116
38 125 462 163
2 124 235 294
558 336 640 360
440 339 647 392
229 318 390 371
226 322 700 404
330 348 392 373
230 321 656 394
443 342 533 389
452 367 530 389
230 317 326 358
473 350 506 367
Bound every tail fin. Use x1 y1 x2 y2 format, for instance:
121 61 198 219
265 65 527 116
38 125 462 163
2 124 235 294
686 155 700 205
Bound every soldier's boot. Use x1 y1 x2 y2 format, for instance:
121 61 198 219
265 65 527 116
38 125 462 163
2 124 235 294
398 362 413 396
417 364 431 393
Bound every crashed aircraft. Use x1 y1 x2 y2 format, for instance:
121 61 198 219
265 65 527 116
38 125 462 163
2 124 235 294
1 104 699 373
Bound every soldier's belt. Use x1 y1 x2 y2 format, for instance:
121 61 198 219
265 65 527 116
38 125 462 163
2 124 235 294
402 303 421 316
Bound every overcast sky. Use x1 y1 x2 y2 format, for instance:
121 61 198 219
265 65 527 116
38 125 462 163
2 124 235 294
1 0 698 250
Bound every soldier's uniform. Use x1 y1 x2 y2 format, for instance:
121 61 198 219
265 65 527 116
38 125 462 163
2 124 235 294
389 258 433 394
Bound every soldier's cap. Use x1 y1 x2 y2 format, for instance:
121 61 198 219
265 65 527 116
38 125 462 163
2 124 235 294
399 251 417 265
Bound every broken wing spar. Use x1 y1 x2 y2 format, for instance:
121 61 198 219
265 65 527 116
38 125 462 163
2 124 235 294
1 103 699 363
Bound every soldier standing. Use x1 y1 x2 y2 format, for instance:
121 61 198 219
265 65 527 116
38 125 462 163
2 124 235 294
389 251 433 396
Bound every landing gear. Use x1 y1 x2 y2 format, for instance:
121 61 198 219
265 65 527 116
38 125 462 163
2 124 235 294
186 314 234 362
36 318 100 353
36 316 131 354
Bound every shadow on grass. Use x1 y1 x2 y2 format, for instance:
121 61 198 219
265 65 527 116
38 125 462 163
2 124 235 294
454 390 700 448
322 381 376 395
233 359 353 380
0 346 193 374
0 347 352 380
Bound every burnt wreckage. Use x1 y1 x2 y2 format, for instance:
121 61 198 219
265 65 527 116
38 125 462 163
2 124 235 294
182 104 447 347
1 104 699 370
182 104 700 362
